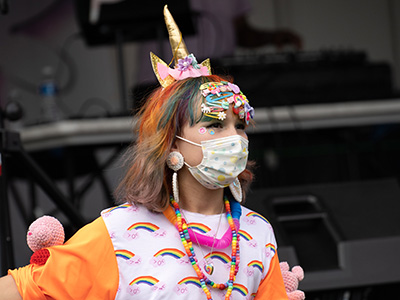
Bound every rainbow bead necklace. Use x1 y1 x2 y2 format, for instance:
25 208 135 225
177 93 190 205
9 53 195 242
170 196 240 300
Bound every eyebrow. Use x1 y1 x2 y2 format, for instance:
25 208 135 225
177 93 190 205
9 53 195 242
199 114 216 123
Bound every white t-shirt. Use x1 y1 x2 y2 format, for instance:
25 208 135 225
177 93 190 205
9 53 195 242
101 201 278 299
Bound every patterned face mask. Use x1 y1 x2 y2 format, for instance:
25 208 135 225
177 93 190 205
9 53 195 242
176 135 249 189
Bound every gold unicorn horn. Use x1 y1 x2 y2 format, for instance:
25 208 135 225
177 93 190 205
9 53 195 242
163 5 189 66
150 5 212 87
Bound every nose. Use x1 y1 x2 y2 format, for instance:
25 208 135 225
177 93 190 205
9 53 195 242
226 123 247 139
225 124 238 136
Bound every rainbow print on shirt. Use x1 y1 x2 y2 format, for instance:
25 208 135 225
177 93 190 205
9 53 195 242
238 230 253 241
115 250 135 260
247 260 264 273
232 283 248 296
265 243 276 255
178 276 202 288
103 204 131 214
188 222 211 234
127 222 160 232
154 248 186 259
246 212 270 224
204 251 231 264
129 276 159 286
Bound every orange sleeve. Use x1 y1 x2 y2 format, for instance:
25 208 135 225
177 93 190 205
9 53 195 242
9 217 119 300
254 253 288 300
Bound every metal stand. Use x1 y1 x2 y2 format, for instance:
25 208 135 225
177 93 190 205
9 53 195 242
0 102 85 275
115 30 128 113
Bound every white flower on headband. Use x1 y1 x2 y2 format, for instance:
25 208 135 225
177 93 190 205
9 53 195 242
217 111 227 120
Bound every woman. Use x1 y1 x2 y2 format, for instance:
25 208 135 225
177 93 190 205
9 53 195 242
0 6 288 300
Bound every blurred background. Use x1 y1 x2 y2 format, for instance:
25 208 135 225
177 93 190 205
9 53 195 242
1 0 400 298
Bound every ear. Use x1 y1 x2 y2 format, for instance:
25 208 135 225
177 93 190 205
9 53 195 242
170 137 180 153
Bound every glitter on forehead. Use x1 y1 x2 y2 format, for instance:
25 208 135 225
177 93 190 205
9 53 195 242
199 81 255 124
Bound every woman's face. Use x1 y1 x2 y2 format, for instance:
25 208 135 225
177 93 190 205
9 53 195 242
175 105 248 167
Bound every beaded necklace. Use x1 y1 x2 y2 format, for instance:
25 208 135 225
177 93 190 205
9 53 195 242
180 203 225 275
170 196 240 300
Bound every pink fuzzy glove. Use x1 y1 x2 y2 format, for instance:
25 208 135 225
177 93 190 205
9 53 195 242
280 261 305 300
26 215 65 265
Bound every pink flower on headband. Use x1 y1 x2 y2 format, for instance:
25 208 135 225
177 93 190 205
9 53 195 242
177 56 193 71
157 63 209 81
157 54 210 82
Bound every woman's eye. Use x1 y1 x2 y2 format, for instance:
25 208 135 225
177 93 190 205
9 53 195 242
207 122 222 128
236 123 246 130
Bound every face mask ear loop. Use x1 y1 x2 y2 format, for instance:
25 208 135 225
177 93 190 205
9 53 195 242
176 136 202 147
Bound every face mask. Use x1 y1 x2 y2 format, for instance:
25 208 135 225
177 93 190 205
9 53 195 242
176 135 249 189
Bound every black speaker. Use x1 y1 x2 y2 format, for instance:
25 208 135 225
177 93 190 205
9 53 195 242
246 179 400 291
74 0 196 46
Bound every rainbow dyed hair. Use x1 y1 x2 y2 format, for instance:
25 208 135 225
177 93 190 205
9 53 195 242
116 75 254 212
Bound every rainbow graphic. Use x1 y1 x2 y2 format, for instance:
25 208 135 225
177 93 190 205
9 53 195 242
232 283 248 296
178 277 201 287
154 248 185 259
250 292 257 299
103 204 131 214
188 223 211 234
265 243 276 255
247 260 264 272
129 276 159 286
127 222 159 232
238 230 253 241
115 250 135 260
246 212 270 224
204 251 231 264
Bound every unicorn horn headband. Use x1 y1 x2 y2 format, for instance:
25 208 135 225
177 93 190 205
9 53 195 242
150 5 211 88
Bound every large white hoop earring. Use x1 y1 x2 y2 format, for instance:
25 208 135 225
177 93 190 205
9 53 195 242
167 152 184 203
229 177 242 203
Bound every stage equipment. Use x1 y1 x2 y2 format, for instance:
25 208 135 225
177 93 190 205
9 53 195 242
74 0 196 112
213 50 394 107
0 0 8 14
74 0 195 46
0 101 85 276
246 179 400 292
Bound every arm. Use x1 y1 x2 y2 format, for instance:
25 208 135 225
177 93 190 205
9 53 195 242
254 253 289 300
0 275 22 300
8 217 118 299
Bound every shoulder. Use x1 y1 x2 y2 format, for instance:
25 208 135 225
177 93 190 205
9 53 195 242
100 203 173 241
10 217 119 300
239 205 276 246
240 205 273 229
100 203 162 227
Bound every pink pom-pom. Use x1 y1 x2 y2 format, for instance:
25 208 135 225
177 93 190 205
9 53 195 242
281 271 299 292
280 261 290 272
27 216 65 252
292 265 304 281
288 290 305 300
280 261 306 300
